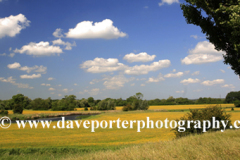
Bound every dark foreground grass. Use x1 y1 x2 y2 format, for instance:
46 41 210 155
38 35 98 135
1 129 240 160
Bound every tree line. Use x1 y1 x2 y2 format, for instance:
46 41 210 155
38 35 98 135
0 91 239 114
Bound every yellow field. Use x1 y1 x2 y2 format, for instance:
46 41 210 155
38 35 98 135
1 111 239 149
116 104 234 110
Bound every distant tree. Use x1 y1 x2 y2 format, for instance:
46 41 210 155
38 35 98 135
12 94 26 114
88 97 94 103
225 91 240 103
134 92 143 100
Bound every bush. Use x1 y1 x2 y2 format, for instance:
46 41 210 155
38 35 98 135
97 100 108 110
122 104 132 111
0 110 8 116
84 107 88 111
173 105 232 138
107 100 116 110
13 104 23 114
234 100 240 107
90 106 97 110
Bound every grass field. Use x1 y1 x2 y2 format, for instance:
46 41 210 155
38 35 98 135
1 104 239 159
1 110 240 149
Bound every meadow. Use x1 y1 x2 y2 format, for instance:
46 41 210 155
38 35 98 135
0 104 239 159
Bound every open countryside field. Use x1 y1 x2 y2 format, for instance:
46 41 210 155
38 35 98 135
1 110 240 150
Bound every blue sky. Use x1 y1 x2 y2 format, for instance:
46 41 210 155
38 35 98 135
0 0 239 100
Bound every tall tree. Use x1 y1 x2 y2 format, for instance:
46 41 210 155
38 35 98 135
181 0 240 75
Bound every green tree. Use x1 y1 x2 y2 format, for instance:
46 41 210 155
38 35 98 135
181 0 240 75
134 92 143 100
12 94 26 114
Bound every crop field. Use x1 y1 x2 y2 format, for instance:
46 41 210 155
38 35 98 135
1 110 240 150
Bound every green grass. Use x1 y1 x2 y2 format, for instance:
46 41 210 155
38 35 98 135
1 129 240 160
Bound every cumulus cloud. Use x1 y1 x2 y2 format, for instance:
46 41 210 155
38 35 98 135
81 57 170 75
53 28 64 38
65 19 127 39
172 69 176 72
147 73 165 83
81 58 127 73
159 0 179 6
192 71 200 75
123 52 156 63
20 73 41 79
0 76 33 89
201 79 224 86
7 62 21 69
49 87 55 91
9 53 15 57
130 83 135 86
221 84 235 89
14 41 63 56
181 41 225 65
180 78 200 85
48 77 54 81
0 53 6 56
140 84 145 87
79 88 100 95
124 60 171 75
0 14 30 39
103 74 133 89
52 39 76 50
164 72 183 78
41 83 50 86
176 90 184 93
7 62 47 74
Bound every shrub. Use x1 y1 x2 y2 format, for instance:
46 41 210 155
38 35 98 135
13 104 23 114
0 110 8 116
122 104 132 111
107 100 116 110
84 107 88 111
139 100 149 110
234 100 240 107
97 100 108 110
90 106 97 110
173 105 232 138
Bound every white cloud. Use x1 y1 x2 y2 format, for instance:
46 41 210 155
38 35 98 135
74 83 77 86
123 52 156 63
147 73 165 83
221 84 235 89
52 39 76 50
130 83 135 86
0 76 33 89
49 88 55 91
0 14 30 39
220 69 225 73
193 89 202 92
65 19 127 39
58 84 62 87
192 71 200 75
180 78 200 85
7 62 21 69
0 53 6 56
201 79 224 86
176 90 184 93
14 41 63 56
20 65 47 74
58 94 62 97
7 62 47 74
20 73 41 79
79 88 100 95
53 28 64 38
103 74 132 89
124 60 171 75
41 83 51 86
172 69 176 72
159 0 179 6
9 53 15 57
181 41 225 65
48 77 54 81
164 72 183 78
89 79 99 85
81 58 127 73
190 35 199 39
140 84 145 87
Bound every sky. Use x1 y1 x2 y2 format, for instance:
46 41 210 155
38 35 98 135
0 0 239 100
